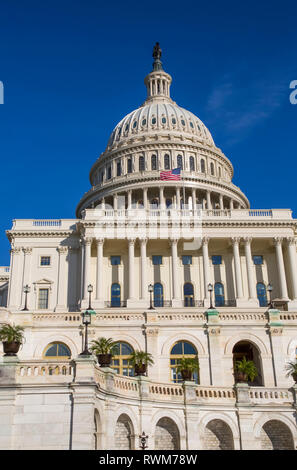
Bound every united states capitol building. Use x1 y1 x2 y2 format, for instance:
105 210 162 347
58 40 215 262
0 45 297 450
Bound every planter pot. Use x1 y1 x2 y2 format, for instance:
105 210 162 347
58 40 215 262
292 373 297 384
235 371 248 383
181 369 192 381
3 341 21 356
97 354 112 367
134 364 147 376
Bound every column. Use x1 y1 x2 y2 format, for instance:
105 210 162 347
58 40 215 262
127 190 132 209
113 193 118 211
140 238 147 300
96 238 104 301
202 237 210 303
176 187 181 209
274 237 289 299
170 238 181 305
7 247 22 310
206 190 211 209
143 188 148 210
128 239 135 300
83 238 92 301
230 199 234 210
21 247 32 309
55 246 68 311
219 194 223 210
287 238 297 301
191 188 196 210
243 238 257 302
159 186 165 209
232 238 244 300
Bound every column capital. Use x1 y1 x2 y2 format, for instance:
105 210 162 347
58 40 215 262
139 237 148 245
202 237 209 246
128 238 136 245
10 247 22 254
287 237 296 246
57 246 68 255
22 247 32 255
231 237 241 245
169 238 178 246
84 237 93 246
95 238 104 245
243 237 252 245
273 237 283 246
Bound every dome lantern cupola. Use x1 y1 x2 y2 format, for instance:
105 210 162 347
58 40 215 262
144 42 172 103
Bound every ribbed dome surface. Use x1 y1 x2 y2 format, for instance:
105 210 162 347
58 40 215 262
106 101 215 149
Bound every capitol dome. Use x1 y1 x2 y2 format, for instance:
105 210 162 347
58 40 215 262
76 44 249 216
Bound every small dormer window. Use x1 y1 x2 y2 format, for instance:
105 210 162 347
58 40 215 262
172 117 176 125
162 117 166 124
125 124 129 132
190 121 194 128
196 122 201 131
133 121 137 129
142 119 147 126
181 119 185 126
152 117 156 125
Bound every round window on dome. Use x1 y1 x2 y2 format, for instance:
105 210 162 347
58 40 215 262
142 119 147 126
152 117 156 125
162 117 166 124
172 117 176 125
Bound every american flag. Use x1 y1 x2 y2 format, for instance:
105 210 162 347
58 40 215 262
160 167 181 181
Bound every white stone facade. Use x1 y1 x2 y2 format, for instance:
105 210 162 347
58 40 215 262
0 47 297 450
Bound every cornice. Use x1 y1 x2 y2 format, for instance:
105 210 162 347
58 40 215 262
6 230 79 240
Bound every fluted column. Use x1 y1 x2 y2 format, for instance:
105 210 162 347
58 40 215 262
230 199 234 210
143 188 148 210
274 238 288 299
96 238 104 301
243 238 257 301
21 247 32 309
128 239 135 300
7 247 22 309
55 246 68 311
159 186 165 209
113 193 118 210
170 238 181 305
219 194 223 210
202 237 210 302
232 238 244 300
127 190 132 209
206 190 211 209
191 188 196 210
176 187 181 209
287 238 297 301
140 238 147 300
83 238 92 300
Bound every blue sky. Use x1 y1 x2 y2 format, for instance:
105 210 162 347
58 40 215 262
0 0 296 265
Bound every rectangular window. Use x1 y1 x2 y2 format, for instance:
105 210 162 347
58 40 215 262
212 255 222 265
38 288 49 309
40 256 51 266
111 256 121 265
117 161 121 176
107 166 112 179
182 255 192 265
127 158 132 173
253 255 263 265
152 255 162 265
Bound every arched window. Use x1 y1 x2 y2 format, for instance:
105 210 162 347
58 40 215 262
111 342 134 376
164 154 170 170
184 283 194 307
151 154 157 170
170 341 199 383
233 341 263 386
127 158 132 174
189 156 195 171
43 342 71 358
166 198 172 209
257 282 267 307
154 283 163 307
201 159 205 173
139 156 145 172
111 283 121 307
210 162 215 176
177 155 183 170
214 282 225 307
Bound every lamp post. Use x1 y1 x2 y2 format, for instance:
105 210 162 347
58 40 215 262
208 283 213 309
148 284 154 310
267 282 273 308
22 284 30 311
139 431 148 450
80 309 92 356
87 284 93 310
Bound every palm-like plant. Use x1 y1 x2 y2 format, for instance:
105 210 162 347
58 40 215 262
175 357 199 374
0 323 25 344
90 337 117 355
129 350 154 367
285 360 297 382
235 357 258 382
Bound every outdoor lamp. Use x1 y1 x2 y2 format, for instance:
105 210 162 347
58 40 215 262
22 284 30 311
87 283 93 310
208 283 213 309
148 284 154 310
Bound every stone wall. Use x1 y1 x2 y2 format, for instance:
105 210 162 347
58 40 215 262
154 417 180 450
204 419 234 450
260 420 294 450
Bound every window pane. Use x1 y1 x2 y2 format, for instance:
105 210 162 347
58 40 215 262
40 256 50 266
182 255 192 265
111 256 121 265
183 342 196 355
58 344 71 356
121 343 133 355
45 344 57 357
171 342 183 355
38 289 49 309
212 255 222 265
253 255 263 265
152 255 162 265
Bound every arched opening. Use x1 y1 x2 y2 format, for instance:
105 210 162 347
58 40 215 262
43 342 71 359
164 154 170 170
189 156 195 171
260 420 294 450
114 414 134 450
111 283 121 307
232 341 263 385
111 342 134 376
139 155 145 172
177 155 183 170
155 417 180 450
170 341 199 383
154 283 163 307
184 283 194 307
257 282 267 307
210 162 215 176
151 154 157 170
204 419 234 450
94 409 101 450
214 282 225 307
201 159 205 173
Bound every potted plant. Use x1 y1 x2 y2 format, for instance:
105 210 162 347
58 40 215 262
234 357 258 383
0 323 25 356
175 357 199 381
90 337 117 367
285 360 297 383
129 350 154 376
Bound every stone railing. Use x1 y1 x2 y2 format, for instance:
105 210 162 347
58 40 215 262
149 382 184 401
0 267 10 275
249 387 293 404
16 360 74 383
196 386 236 401
11 219 78 231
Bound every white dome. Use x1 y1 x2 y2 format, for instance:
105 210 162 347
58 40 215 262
106 101 215 149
